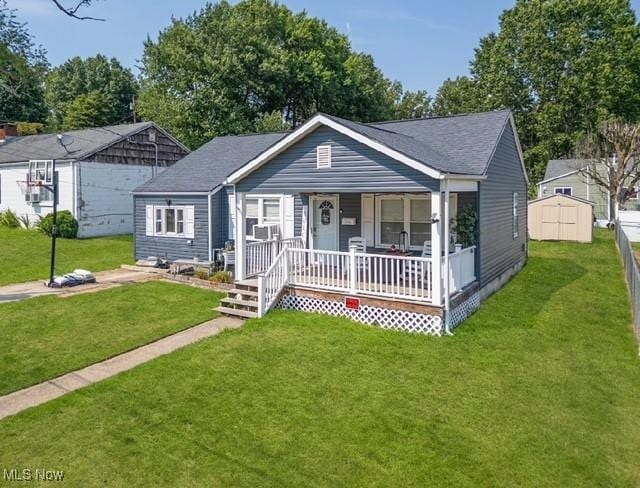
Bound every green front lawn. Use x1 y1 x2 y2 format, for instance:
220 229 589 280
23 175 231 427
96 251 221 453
0 227 134 286
0 281 222 395
0 230 639 486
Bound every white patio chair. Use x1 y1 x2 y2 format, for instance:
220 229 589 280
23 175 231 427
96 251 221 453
348 236 367 252
402 240 431 287
345 236 367 281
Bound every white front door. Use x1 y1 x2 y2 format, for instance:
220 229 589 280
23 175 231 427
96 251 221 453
311 196 338 251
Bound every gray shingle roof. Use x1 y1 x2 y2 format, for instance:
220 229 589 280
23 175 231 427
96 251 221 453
134 132 288 193
370 110 512 176
135 110 514 193
542 159 586 182
0 122 161 164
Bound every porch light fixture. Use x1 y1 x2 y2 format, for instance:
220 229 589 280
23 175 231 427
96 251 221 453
431 212 439 223
165 199 172 206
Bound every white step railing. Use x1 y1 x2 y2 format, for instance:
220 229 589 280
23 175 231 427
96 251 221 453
447 245 476 293
257 247 290 316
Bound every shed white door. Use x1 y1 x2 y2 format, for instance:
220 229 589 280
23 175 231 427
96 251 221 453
311 196 338 251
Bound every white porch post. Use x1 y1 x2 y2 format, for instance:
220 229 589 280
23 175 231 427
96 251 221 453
235 191 247 280
349 244 358 293
431 188 443 306
443 180 451 331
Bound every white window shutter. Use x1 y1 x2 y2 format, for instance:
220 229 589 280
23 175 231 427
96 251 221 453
185 206 195 238
283 195 295 238
227 190 236 242
145 205 154 236
301 203 309 247
361 194 374 244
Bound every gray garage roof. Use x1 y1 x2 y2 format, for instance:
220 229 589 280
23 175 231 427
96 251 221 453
0 122 181 164
135 109 514 193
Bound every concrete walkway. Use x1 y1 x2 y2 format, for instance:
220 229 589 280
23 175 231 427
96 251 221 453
0 268 158 303
0 316 243 421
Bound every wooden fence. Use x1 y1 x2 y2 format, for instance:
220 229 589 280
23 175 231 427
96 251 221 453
615 223 640 346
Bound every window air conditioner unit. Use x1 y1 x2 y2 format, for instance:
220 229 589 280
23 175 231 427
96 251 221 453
253 224 279 241
25 189 40 203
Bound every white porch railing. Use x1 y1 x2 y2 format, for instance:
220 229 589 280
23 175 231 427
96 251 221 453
255 244 476 317
355 252 433 301
288 248 352 292
246 237 304 277
447 246 476 293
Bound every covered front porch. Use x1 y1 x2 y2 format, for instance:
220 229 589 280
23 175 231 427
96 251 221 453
233 186 479 320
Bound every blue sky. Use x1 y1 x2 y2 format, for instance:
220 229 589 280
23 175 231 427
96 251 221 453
8 0 640 95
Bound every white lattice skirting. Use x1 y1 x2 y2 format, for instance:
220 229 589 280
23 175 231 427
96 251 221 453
446 292 481 330
278 294 444 335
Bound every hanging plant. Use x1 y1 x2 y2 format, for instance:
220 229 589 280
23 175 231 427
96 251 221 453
455 205 478 247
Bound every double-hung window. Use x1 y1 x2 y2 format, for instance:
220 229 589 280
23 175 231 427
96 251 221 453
376 195 436 250
245 196 281 239
379 198 405 245
147 205 194 238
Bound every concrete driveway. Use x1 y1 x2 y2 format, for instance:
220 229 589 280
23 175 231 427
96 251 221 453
0 268 158 303
619 210 640 242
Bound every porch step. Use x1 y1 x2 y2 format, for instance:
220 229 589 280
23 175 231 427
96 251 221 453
227 288 258 299
221 297 258 309
216 306 258 319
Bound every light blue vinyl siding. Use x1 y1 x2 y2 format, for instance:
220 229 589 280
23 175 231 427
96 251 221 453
134 195 209 261
236 126 440 193
477 123 528 286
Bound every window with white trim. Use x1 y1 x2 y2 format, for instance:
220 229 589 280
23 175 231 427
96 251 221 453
245 197 281 239
376 195 434 249
554 187 573 196
316 145 332 168
513 192 519 239
148 205 194 238
28 160 54 202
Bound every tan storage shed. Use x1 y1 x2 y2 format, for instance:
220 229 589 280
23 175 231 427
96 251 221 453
528 194 594 243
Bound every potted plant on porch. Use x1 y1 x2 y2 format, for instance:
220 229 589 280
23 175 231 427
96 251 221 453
454 205 478 250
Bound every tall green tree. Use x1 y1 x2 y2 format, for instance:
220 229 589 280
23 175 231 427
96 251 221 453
392 89 431 120
0 0 48 123
433 0 640 182
138 0 416 147
45 54 137 130
432 76 482 116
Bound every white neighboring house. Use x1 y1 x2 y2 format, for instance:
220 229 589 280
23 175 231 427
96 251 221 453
0 122 188 237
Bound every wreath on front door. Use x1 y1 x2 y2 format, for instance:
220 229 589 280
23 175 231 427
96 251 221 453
319 200 333 225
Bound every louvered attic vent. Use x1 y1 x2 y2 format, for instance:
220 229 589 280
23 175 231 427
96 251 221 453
316 145 332 168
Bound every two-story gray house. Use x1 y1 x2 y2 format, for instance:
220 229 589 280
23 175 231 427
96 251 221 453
133 110 528 334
